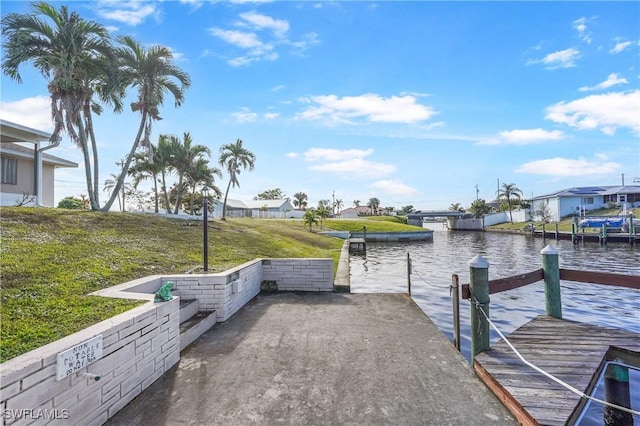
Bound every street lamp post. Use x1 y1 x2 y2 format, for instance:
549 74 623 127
202 186 209 272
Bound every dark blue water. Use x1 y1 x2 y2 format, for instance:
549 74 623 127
349 229 640 424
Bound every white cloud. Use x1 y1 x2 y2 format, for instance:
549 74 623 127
610 40 633 54
296 93 437 125
572 17 592 44
302 147 395 179
304 147 373 162
309 158 395 178
209 11 317 66
579 73 628 92
209 28 264 49
0 96 52 131
232 108 258 123
271 85 285 91
515 157 621 176
96 1 158 26
480 128 565 146
239 11 289 37
370 180 420 197
545 90 640 135
285 152 299 158
527 48 580 69
264 112 280 119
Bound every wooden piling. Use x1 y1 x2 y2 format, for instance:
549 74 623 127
469 255 490 359
451 274 460 351
541 245 562 319
407 252 412 296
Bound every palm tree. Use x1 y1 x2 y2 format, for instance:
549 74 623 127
103 173 130 212
449 203 462 212
334 199 344 216
101 35 191 211
303 210 318 231
183 158 222 215
353 200 361 208
367 197 381 215
128 148 163 213
469 199 492 218
218 139 256 220
2 2 118 210
497 183 523 223
316 206 330 230
293 192 308 210
170 132 211 214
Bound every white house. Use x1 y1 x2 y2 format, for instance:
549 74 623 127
1 120 78 207
210 199 299 219
338 206 373 218
530 186 640 221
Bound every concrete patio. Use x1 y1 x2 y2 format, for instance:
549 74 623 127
107 292 516 425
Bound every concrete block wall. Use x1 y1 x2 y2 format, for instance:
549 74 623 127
1 257 332 425
0 298 180 426
262 258 333 291
163 259 263 321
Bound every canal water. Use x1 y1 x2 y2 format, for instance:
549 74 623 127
349 227 639 424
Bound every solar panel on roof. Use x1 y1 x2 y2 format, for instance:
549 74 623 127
569 187 605 194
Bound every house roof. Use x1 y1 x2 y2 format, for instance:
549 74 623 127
532 185 640 200
339 206 372 214
244 199 294 209
0 142 78 168
218 199 294 210
0 119 53 144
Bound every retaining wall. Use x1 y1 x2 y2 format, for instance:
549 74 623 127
1 257 333 425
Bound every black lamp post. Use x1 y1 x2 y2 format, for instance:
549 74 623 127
202 186 209 272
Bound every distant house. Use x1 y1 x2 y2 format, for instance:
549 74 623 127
210 199 298 219
530 186 640 221
1 120 78 207
339 206 373 218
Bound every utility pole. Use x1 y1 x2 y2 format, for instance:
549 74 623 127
475 185 479 201
332 190 335 216
621 173 625 186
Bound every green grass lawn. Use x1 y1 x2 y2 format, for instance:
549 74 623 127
2 208 383 362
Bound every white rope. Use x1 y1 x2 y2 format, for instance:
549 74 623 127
471 298 640 417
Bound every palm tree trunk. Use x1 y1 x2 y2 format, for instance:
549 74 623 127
75 116 98 210
153 174 159 213
84 102 100 208
173 176 184 215
161 171 171 214
102 110 148 211
221 179 233 220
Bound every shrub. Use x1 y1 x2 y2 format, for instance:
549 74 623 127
57 196 85 209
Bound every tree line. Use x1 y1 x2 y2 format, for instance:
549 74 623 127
2 2 247 213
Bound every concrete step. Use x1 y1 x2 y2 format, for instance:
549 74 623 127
180 311 217 352
179 298 199 323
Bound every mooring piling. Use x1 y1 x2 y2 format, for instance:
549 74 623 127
469 255 490 359
541 245 562 319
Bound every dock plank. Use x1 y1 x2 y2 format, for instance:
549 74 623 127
474 315 640 426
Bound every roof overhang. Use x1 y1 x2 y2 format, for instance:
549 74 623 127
0 119 53 144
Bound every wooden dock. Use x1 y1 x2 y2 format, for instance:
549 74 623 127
531 230 639 244
474 316 640 426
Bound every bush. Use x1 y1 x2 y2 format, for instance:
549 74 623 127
57 196 85 209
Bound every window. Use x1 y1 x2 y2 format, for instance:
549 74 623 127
581 197 594 205
1 157 17 185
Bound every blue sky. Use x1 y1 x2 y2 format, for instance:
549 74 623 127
1 1 639 210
